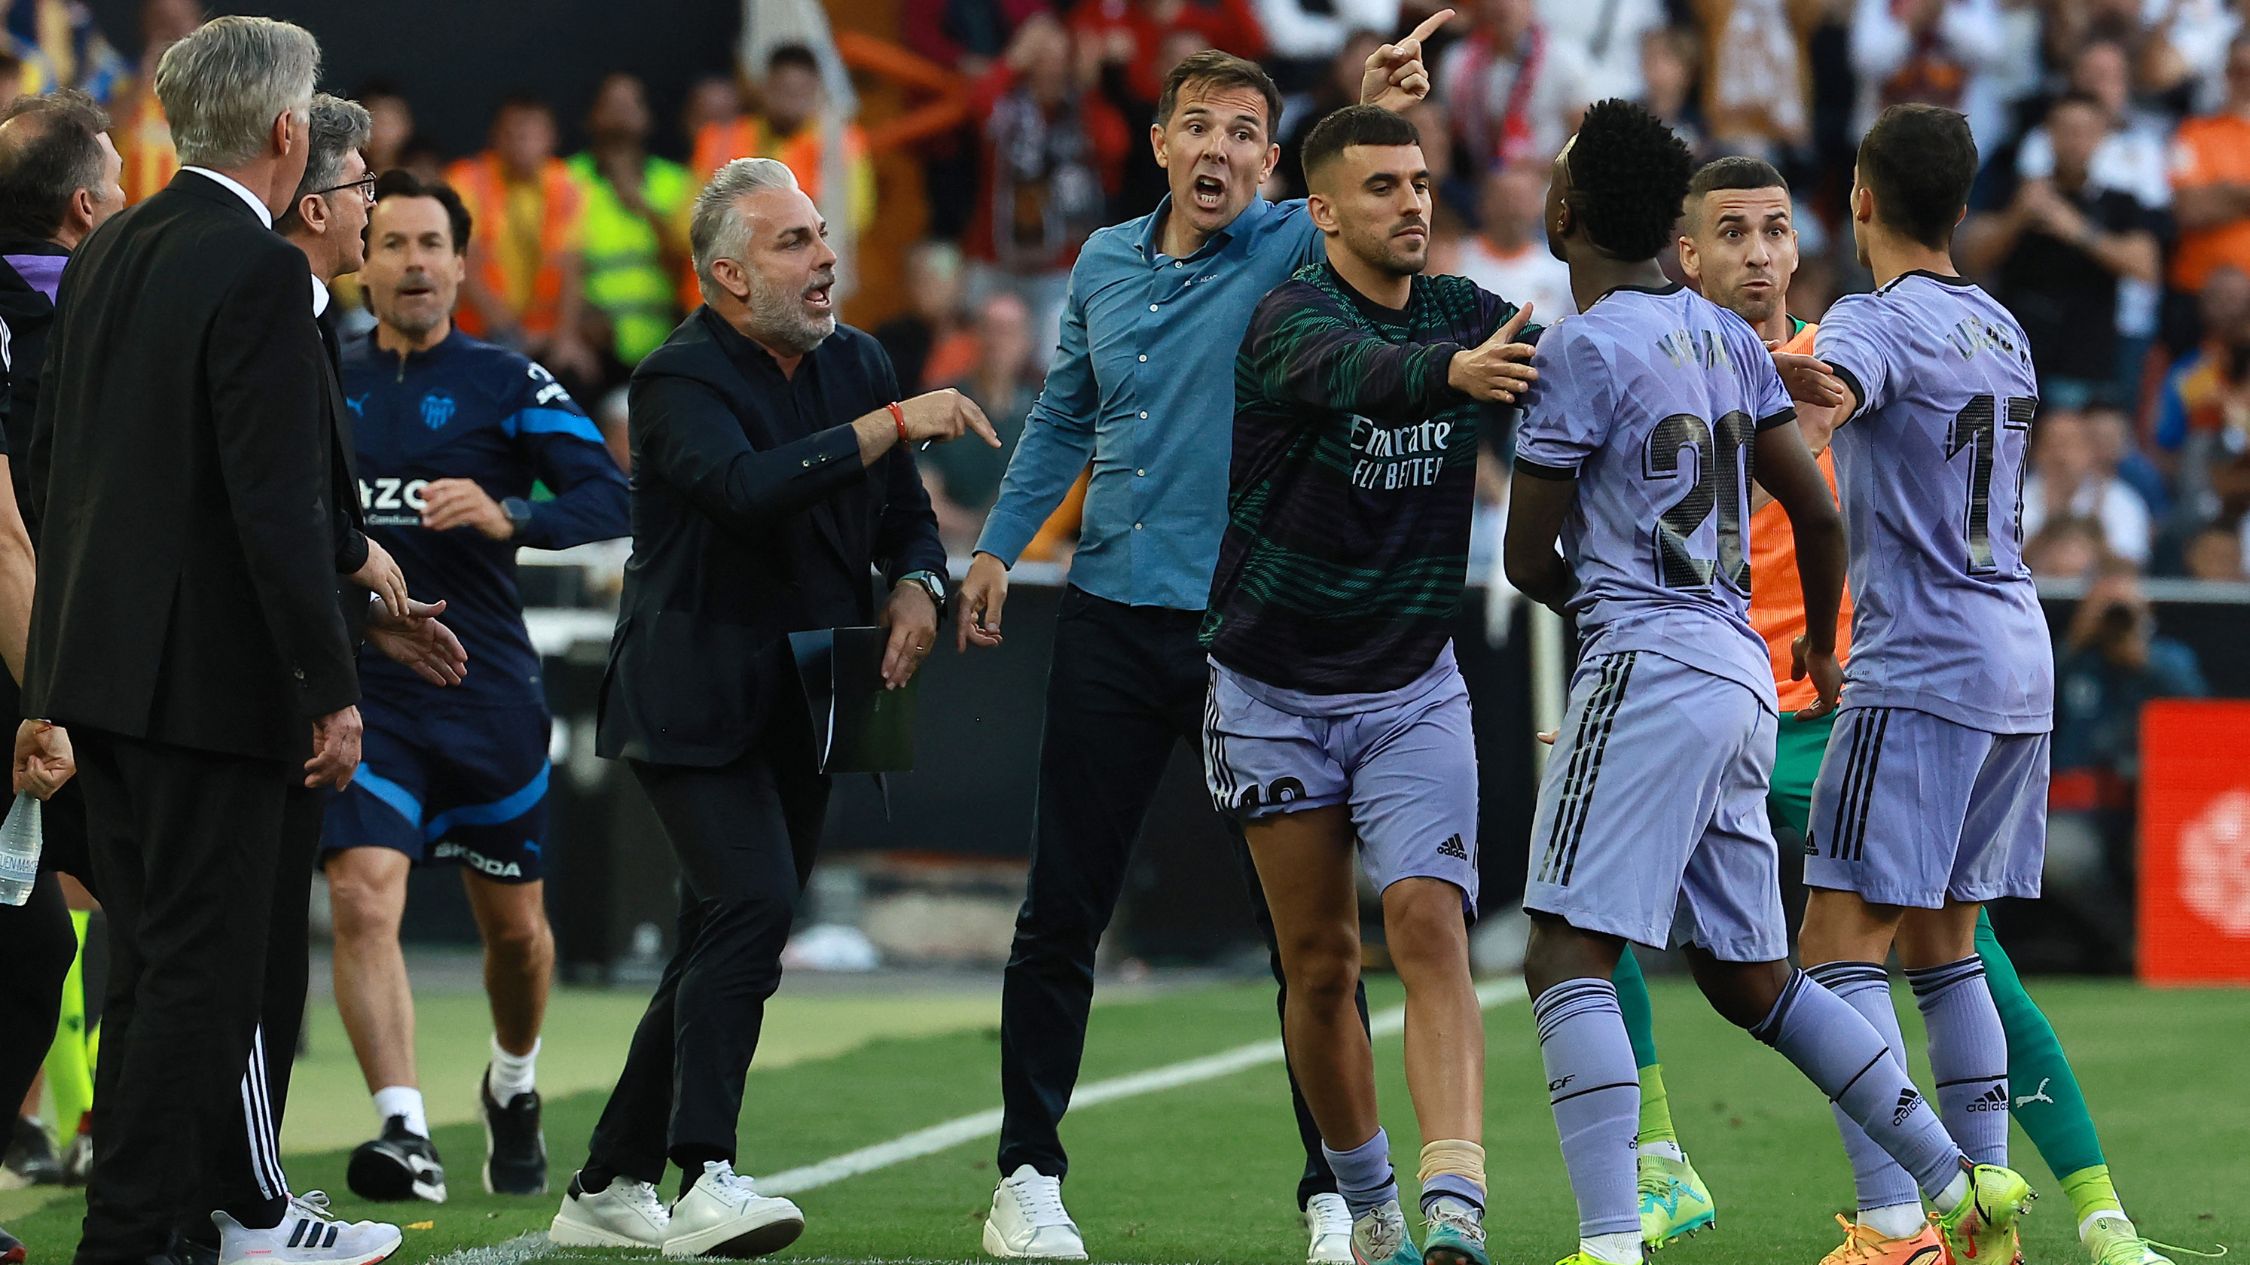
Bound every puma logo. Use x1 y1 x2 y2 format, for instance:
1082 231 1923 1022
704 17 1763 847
2014 1077 2054 1108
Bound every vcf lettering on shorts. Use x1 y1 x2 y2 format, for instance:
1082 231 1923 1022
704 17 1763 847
1534 651 1637 888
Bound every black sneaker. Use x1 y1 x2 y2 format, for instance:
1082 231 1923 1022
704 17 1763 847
479 1068 547 1195
2 1116 62 1187
2 1222 24 1265
345 1115 447 1203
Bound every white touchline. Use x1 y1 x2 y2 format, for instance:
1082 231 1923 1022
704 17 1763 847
456 981 1524 1265
757 980 1522 1197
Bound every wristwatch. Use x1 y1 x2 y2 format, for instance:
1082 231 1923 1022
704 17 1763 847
500 497 535 539
900 569 947 618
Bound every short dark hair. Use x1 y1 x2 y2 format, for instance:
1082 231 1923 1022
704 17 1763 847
1155 48 1284 138
0 89 111 240
1687 155 1787 203
495 91 552 121
1856 103 1977 250
1300 105 1420 186
768 43 821 77
373 168 473 255
1566 98 1695 261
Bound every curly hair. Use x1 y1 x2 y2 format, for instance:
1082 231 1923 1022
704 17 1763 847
1565 98 1695 261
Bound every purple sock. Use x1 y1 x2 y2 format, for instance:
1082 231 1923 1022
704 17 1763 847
1533 978 1640 1239
1420 1174 1484 1217
1320 1127 1397 1218
1751 970 1965 1200
1907 957 2009 1166
1805 961 1924 1213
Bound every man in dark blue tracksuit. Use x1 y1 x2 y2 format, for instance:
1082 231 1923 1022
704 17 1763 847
323 170 628 1207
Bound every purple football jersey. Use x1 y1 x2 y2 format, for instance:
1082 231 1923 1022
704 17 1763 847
1815 272 2052 733
1514 284 1796 704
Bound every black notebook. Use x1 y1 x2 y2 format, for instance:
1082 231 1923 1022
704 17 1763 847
788 626 918 774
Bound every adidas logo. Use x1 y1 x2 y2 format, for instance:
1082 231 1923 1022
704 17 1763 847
1436 834 1469 862
1892 1088 1923 1127
1966 1084 2010 1112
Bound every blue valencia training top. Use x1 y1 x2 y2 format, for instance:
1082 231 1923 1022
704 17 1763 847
342 328 630 708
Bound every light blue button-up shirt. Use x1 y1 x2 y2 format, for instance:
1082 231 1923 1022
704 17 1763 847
974 194 1321 610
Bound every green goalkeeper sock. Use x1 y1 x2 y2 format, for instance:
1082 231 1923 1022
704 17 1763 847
43 910 94 1136
1976 910 2109 1179
1614 948 1660 1070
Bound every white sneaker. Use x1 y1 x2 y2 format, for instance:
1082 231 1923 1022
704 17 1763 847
1306 1193 1354 1264
213 1192 402 1265
983 1165 1086 1260
661 1160 804 1259
1350 1199 1417 1265
549 1171 670 1248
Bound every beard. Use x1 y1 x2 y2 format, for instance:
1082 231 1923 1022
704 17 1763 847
748 268 836 355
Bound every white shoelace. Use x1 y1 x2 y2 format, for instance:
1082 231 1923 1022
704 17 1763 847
1426 1201 1484 1245
699 1161 763 1205
289 1191 343 1225
1356 1206 1407 1260
1008 1174 1074 1229
620 1179 669 1223
1309 1195 1354 1239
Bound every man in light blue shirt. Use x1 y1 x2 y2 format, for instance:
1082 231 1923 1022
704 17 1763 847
960 22 1452 1264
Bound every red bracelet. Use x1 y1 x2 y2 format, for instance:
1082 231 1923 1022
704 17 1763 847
887 401 908 444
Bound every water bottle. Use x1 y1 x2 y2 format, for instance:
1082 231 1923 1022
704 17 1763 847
0 790 42 906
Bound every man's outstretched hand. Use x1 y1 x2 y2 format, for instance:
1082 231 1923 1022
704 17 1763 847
367 597 469 687
1362 9 1453 112
1447 303 1539 403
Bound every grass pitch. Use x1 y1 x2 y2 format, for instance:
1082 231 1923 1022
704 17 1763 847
3 975 2241 1265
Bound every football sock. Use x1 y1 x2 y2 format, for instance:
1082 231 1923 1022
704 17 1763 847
577 1161 617 1194
489 1035 540 1100
2063 1166 2131 1239
1977 912 2109 1177
1804 961 1924 1216
1613 948 1661 1069
1750 970 1964 1202
1321 1127 1397 1218
1533 978 1641 1242
373 1085 429 1139
43 910 94 1142
1907 957 2009 1165
675 1149 726 1199
1637 1063 1681 1156
1416 1139 1486 1217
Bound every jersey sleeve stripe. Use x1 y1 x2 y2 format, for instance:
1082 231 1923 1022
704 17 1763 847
1755 408 1797 432
1514 456 1578 481
1827 364 1871 423
505 406 605 445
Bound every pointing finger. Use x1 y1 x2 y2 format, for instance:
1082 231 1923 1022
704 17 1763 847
1406 7 1455 46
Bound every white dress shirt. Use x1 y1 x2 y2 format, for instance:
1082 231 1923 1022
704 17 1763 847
181 165 274 229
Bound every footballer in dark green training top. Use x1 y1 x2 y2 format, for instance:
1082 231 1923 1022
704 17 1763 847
1198 104 1537 1265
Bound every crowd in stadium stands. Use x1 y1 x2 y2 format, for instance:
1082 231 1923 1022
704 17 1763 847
4 0 2246 586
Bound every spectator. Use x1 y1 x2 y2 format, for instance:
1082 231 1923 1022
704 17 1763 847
1277 30 1386 195
2153 265 2250 523
1964 93 2159 407
927 291 1040 552
1438 0 1591 173
1256 0 1399 90
691 44 873 246
1690 0 1818 157
2170 36 2250 298
905 0 1049 72
359 80 416 175
1455 164 1576 319
1071 0 1270 112
1540 0 1664 104
1636 26 1705 155
679 73 742 145
2084 404 2170 519
5 0 129 104
567 72 692 367
2024 515 2109 579
447 95 599 385
2052 558 2207 835
969 14 1131 339
2182 523 2246 578
1848 0 2008 145
2016 41 2172 212
112 0 200 202
874 240 977 394
2024 409 2156 565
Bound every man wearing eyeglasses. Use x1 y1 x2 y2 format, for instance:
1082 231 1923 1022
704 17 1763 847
319 167 629 1208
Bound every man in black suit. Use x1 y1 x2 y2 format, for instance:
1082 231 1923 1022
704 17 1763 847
548 156 995 1260
22 19 400 1265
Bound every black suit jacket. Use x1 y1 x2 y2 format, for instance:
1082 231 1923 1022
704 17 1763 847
598 308 945 767
24 170 357 761
0 235 65 539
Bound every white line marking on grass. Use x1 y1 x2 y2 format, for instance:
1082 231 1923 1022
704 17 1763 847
437 981 1523 1265
758 979 1520 1196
